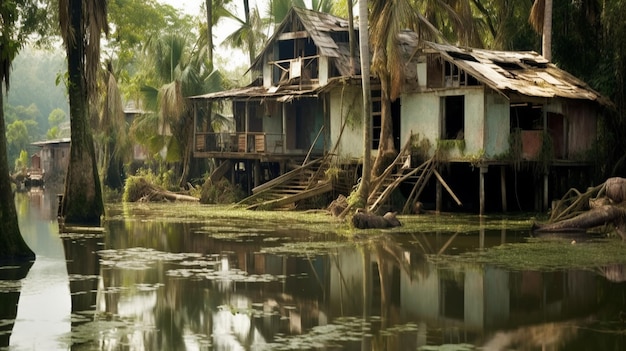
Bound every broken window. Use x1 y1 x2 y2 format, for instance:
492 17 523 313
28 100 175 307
372 88 382 149
442 95 465 140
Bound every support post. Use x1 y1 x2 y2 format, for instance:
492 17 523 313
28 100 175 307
542 170 549 211
436 180 442 213
479 166 488 216
500 166 507 212
254 160 260 188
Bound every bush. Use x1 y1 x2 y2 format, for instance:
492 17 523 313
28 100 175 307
200 178 245 204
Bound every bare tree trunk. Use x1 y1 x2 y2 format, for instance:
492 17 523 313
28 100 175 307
533 205 626 240
0 92 34 260
62 0 104 226
357 0 372 204
205 0 213 66
543 0 552 61
243 0 255 65
347 0 356 75
372 70 396 177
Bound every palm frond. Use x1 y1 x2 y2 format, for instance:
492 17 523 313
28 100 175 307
529 0 545 34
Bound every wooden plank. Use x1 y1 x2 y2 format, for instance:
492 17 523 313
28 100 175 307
247 181 332 210
433 169 462 206
278 31 310 40
210 160 232 183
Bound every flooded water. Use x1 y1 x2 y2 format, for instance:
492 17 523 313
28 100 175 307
2 187 626 350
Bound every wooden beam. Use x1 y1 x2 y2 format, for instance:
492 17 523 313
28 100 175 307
278 31 309 40
501 166 507 212
433 169 462 206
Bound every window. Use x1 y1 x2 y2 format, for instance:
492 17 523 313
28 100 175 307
442 95 465 140
372 88 382 149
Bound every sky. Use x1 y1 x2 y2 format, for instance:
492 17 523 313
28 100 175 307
158 0 262 70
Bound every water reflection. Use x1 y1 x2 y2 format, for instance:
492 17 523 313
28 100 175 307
2 190 626 350
9 187 71 350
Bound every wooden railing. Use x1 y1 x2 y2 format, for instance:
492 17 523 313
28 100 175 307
195 132 285 154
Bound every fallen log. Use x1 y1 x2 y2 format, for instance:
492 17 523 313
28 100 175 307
533 205 626 240
124 177 199 203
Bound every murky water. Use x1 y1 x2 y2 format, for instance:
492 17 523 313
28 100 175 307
2 188 626 350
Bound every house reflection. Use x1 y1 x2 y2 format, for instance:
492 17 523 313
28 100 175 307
90 219 608 350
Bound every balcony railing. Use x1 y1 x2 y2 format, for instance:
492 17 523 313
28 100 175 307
195 132 285 154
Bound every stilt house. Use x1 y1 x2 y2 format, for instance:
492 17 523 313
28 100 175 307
191 7 610 213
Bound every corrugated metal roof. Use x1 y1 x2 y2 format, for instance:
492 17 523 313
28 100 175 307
424 42 609 105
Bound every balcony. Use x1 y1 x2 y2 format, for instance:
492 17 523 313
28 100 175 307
194 132 297 160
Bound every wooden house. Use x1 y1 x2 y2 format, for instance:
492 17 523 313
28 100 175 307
191 7 610 213
31 138 71 183
397 41 610 213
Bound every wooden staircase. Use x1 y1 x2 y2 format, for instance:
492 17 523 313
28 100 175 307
239 157 333 210
368 137 437 214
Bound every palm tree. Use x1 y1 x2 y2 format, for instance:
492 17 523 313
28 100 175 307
136 33 224 186
58 0 107 225
222 2 266 65
369 0 421 178
356 0 372 205
96 61 129 190
529 0 552 60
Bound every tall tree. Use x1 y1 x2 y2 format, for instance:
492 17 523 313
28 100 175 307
529 0 552 60
356 0 372 204
95 61 128 190
347 0 356 75
205 0 214 65
369 0 420 178
0 0 37 259
223 2 266 65
59 0 107 225
137 33 224 186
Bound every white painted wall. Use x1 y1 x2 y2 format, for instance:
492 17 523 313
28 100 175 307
484 90 510 157
328 85 367 160
401 86 510 160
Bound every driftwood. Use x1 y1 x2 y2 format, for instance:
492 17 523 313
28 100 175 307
352 210 402 229
533 205 626 240
126 177 199 203
534 177 626 240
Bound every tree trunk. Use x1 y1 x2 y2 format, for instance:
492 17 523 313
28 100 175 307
372 70 396 177
62 0 104 226
357 0 372 204
0 92 34 260
205 0 213 66
542 0 552 61
243 0 255 65
347 0 356 75
533 205 626 240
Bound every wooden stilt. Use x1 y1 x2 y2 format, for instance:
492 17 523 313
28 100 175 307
479 166 488 216
436 180 442 213
253 160 260 188
500 166 507 212
541 171 549 211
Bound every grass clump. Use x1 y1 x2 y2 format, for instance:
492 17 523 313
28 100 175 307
200 178 245 204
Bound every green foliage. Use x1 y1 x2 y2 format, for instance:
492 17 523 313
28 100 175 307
14 150 29 172
8 47 69 120
48 108 66 128
134 166 177 191
436 139 466 154
346 188 365 209
200 178 245 204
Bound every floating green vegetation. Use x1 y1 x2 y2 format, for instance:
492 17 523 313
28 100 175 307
397 213 534 234
261 241 354 256
420 344 476 351
108 202 339 230
435 237 626 271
